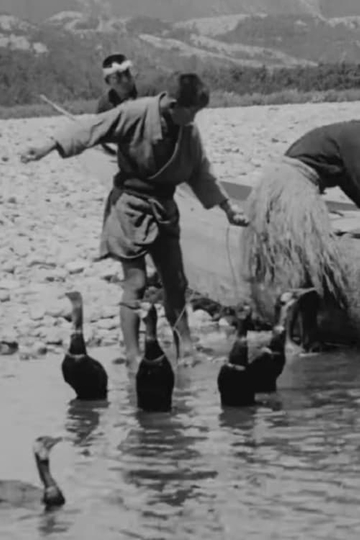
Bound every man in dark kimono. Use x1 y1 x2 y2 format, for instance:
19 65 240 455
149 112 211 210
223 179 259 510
20 73 249 366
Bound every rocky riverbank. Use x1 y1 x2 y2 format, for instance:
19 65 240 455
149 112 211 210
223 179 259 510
0 116 222 360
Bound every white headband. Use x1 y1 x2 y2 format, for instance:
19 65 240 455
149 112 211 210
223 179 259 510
103 59 133 78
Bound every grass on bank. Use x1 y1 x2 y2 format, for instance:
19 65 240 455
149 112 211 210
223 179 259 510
2 88 360 119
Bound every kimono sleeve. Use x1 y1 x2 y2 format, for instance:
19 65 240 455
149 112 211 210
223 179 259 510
338 134 360 208
186 124 229 209
53 106 128 158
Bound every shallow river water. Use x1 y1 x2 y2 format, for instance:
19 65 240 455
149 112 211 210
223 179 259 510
1 344 360 540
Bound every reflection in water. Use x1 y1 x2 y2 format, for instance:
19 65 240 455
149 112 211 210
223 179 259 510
114 368 223 538
3 349 360 539
37 511 71 538
64 399 109 449
122 371 217 505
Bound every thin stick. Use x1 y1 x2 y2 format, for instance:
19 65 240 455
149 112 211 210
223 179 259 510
39 94 77 121
38 94 116 155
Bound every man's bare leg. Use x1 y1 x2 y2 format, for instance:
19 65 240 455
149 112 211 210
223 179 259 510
150 235 196 364
120 257 147 366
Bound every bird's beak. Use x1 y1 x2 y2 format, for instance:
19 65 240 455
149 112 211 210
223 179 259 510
278 287 318 327
295 287 318 301
49 436 63 449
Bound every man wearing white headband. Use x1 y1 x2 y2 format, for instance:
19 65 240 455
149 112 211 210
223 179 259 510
97 53 138 114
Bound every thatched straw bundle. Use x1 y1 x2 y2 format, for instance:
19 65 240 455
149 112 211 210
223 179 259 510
242 157 349 320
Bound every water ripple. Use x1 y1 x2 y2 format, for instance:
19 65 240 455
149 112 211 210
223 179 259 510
1 347 360 539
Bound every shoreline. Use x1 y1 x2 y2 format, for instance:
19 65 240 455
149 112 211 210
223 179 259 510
2 101 360 357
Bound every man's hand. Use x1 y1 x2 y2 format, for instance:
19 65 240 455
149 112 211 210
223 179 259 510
220 199 249 227
20 139 56 163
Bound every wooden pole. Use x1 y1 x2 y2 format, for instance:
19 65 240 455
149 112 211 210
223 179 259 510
38 94 116 156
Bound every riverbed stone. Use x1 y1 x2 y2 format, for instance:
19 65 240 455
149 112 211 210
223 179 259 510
218 317 231 328
65 260 90 274
30 305 46 321
0 279 19 290
97 318 118 331
2 261 15 273
188 309 214 328
31 341 48 355
45 328 66 345
45 298 71 319
0 291 10 302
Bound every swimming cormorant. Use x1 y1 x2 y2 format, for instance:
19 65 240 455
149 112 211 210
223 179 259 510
0 436 65 509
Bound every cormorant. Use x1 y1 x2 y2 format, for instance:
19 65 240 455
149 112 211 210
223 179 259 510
248 288 318 393
0 436 65 509
217 304 255 407
136 304 175 412
62 291 108 400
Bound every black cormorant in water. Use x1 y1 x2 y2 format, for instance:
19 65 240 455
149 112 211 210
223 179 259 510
248 288 318 393
62 291 108 400
136 304 175 412
217 304 255 407
0 436 65 509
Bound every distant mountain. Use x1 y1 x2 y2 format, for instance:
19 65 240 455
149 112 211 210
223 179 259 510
213 14 360 63
2 7 360 106
0 0 346 23
320 0 360 18
0 1 78 22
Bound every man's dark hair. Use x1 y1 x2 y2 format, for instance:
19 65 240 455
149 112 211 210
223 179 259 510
102 53 128 69
166 73 210 109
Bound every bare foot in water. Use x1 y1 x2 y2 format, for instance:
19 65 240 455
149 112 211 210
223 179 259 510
301 340 335 355
125 354 143 372
176 340 201 367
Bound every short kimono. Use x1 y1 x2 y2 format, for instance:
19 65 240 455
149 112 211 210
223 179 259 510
54 93 229 264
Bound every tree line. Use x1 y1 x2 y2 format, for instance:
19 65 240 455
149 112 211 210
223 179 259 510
2 43 360 107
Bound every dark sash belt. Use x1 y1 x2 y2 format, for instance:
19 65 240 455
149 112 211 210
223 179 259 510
113 172 175 201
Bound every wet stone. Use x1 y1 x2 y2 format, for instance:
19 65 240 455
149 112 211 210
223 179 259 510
0 279 19 290
13 241 30 257
95 329 118 345
0 341 18 355
2 261 15 273
188 309 214 328
0 326 18 355
26 256 47 267
0 291 10 302
98 267 122 283
45 299 71 319
45 328 65 345
99 305 119 320
218 318 231 328
30 306 46 321
97 318 118 331
28 327 45 338
44 268 68 282
65 260 90 274
31 341 48 355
